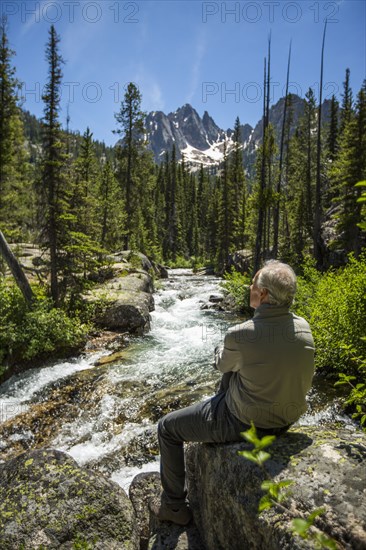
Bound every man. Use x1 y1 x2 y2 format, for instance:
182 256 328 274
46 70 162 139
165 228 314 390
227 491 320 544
150 260 315 525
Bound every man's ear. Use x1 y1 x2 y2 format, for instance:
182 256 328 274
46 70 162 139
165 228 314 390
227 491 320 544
260 288 269 303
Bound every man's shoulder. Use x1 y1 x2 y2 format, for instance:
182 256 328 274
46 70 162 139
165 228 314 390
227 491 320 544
290 312 311 329
226 319 255 339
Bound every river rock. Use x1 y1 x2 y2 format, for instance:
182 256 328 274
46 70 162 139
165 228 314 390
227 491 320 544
83 271 155 334
185 426 366 550
151 260 169 279
112 250 153 272
0 448 139 549
227 249 252 274
129 472 204 550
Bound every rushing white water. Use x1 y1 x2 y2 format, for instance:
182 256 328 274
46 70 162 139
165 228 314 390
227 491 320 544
109 270 233 385
0 269 356 489
52 270 234 480
0 351 107 423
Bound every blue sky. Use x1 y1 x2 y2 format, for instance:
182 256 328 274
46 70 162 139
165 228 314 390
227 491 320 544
4 0 366 145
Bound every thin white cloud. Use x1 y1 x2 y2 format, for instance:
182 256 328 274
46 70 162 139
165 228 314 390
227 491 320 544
132 64 165 111
186 30 207 103
19 0 49 35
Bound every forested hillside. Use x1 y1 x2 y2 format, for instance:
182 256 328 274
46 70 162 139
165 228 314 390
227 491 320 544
1 23 365 279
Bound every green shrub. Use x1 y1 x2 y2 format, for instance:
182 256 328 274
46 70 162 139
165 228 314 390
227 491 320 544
294 254 366 376
220 268 251 313
0 280 89 367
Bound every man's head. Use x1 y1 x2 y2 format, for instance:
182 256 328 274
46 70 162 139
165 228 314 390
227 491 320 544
250 260 297 309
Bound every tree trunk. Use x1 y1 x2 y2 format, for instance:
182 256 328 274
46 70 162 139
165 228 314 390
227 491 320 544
273 42 291 258
314 21 327 268
0 231 34 306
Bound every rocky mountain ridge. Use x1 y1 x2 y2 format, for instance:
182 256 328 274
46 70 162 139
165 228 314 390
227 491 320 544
145 95 331 173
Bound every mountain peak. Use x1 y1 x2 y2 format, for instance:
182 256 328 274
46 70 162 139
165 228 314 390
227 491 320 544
144 95 330 172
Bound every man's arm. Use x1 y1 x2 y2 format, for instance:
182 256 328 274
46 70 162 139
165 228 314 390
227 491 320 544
214 331 242 373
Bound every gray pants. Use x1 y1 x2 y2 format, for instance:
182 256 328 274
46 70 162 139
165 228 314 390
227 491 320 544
158 389 250 506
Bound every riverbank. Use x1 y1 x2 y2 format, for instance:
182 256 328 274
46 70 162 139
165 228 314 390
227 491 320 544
0 250 164 385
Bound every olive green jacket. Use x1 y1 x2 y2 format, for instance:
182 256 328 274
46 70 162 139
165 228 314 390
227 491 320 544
215 304 315 428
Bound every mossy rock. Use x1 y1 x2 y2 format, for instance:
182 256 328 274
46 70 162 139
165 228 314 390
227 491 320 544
0 448 139 549
186 426 366 550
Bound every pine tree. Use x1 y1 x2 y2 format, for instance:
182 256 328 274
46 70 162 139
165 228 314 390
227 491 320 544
164 145 180 261
64 127 104 283
230 117 246 250
0 16 30 240
216 141 236 271
340 68 353 134
70 128 99 238
39 25 67 305
253 55 269 272
99 160 126 251
327 95 339 161
135 148 159 256
333 81 366 255
284 91 317 266
303 88 318 235
197 164 210 258
114 82 146 250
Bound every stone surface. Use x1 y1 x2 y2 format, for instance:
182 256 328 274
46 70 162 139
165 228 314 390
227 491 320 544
129 471 162 550
83 271 155 334
129 472 205 550
185 426 366 550
0 448 139 549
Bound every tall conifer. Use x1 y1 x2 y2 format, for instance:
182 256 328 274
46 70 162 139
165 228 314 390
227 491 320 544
40 25 66 304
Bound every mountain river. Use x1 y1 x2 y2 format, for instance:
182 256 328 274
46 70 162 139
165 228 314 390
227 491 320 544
0 269 355 492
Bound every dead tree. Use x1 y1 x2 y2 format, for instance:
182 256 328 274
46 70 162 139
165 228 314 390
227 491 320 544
0 231 34 306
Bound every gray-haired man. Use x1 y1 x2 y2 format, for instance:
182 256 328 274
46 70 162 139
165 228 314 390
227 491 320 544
150 261 315 525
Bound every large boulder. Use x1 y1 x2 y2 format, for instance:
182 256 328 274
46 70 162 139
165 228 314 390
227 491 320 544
185 426 366 550
0 449 139 549
83 271 155 334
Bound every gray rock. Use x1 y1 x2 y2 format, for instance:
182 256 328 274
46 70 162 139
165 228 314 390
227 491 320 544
185 426 366 550
209 294 223 303
129 471 162 549
112 250 153 273
0 448 139 550
83 271 155 335
129 472 205 550
151 260 169 279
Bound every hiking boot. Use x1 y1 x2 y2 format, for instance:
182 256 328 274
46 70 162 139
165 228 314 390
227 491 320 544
149 497 193 526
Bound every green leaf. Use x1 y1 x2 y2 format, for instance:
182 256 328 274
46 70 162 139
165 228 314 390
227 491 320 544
257 435 276 450
258 495 274 512
240 422 260 446
314 532 338 549
237 450 261 464
261 479 275 490
256 450 271 464
277 480 294 489
291 518 310 538
307 507 325 522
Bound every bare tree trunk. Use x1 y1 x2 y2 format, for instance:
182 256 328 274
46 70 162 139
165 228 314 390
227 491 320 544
273 41 292 258
314 21 327 268
253 57 267 274
0 231 34 306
